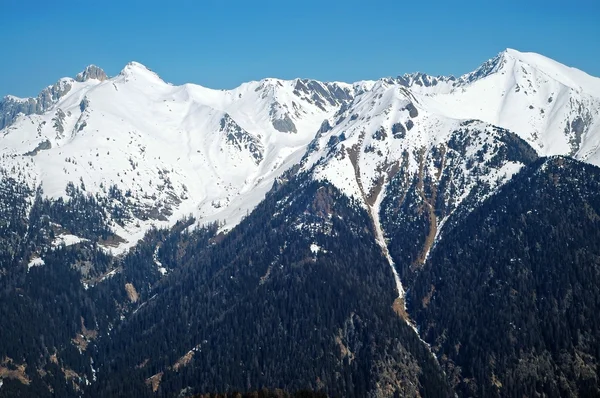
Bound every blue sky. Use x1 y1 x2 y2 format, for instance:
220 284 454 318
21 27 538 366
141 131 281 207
1 0 599 98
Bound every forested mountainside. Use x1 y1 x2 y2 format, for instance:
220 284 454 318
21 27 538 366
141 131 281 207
409 157 600 397
88 170 452 398
1 48 600 397
379 125 539 286
3 153 600 397
0 168 217 396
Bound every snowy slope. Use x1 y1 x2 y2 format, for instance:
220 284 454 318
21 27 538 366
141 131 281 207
0 63 366 252
298 81 533 297
1 49 599 254
416 49 600 159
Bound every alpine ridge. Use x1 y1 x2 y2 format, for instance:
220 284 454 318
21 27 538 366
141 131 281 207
2 49 600 398
1 49 598 255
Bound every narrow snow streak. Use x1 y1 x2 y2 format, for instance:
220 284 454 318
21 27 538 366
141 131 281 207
153 245 167 275
371 182 404 298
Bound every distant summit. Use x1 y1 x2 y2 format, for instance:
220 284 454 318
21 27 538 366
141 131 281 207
75 65 107 82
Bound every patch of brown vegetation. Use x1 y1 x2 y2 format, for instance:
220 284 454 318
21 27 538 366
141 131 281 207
366 159 401 206
145 372 163 392
387 159 401 181
392 297 411 321
491 373 503 388
413 145 447 268
311 186 335 218
172 350 195 372
0 357 30 385
345 131 381 215
136 358 150 369
72 316 98 352
209 231 226 245
335 335 355 364
62 367 81 382
417 203 437 264
346 137 363 194
365 175 386 206
98 234 126 247
421 284 436 309
259 264 273 285
125 282 139 303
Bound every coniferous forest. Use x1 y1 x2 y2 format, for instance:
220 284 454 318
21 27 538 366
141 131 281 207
1 156 600 397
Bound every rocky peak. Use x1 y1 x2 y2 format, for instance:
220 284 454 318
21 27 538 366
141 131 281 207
454 49 510 86
0 78 73 130
75 65 107 82
396 72 456 88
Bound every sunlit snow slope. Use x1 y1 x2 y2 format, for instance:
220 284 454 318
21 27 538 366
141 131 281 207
1 49 599 253
0 63 370 251
418 49 600 159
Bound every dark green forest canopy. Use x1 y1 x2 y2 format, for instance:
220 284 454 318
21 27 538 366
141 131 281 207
410 157 600 397
1 157 600 397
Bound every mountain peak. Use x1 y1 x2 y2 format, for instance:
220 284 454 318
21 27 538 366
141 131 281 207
75 65 107 82
119 61 165 83
455 50 508 86
503 47 522 56
125 61 149 70
499 49 600 96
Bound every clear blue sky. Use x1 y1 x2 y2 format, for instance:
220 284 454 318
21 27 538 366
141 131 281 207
1 0 599 98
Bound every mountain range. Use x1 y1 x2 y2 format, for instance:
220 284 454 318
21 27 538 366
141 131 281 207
1 49 600 397
1 49 599 254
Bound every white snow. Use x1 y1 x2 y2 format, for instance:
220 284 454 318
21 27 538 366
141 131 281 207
100 269 118 281
27 257 44 270
371 180 404 298
90 358 97 382
418 49 600 158
52 234 87 247
153 244 167 275
1 49 600 260
4 94 29 102
310 243 321 254
0 65 368 253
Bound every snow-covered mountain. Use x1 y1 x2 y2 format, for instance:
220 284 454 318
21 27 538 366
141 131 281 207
0 63 370 252
416 49 600 158
1 49 599 253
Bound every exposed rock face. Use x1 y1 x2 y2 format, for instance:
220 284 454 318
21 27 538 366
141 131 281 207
52 109 66 139
75 65 107 82
220 113 264 164
455 51 508 86
0 79 73 130
23 139 51 156
0 65 106 130
0 97 38 130
396 72 456 88
564 99 594 156
272 113 297 133
293 78 354 111
79 97 90 113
